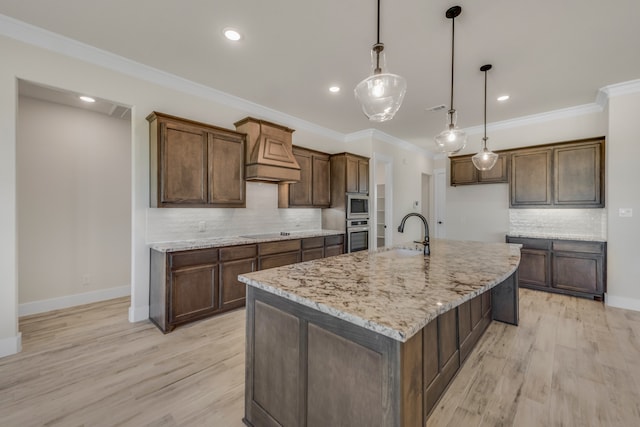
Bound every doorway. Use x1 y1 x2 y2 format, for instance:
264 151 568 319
373 153 393 248
16 80 132 316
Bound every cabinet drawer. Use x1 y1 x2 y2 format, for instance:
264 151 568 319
170 249 218 269
259 252 301 270
506 236 550 250
220 244 258 261
259 239 301 256
302 237 324 249
324 234 344 247
302 248 324 261
552 240 604 254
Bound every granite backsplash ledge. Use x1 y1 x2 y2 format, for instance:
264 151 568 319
508 209 607 241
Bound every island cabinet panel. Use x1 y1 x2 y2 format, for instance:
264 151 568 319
307 324 384 427
243 274 519 427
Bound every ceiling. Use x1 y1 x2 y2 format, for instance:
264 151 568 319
2 0 639 153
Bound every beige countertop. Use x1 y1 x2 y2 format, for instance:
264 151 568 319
238 239 521 342
149 229 344 252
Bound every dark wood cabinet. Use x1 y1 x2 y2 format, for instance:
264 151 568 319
219 245 257 311
554 140 604 207
150 234 344 333
510 137 605 208
330 153 369 200
450 153 509 186
510 148 553 207
278 146 331 208
507 236 606 299
148 112 246 208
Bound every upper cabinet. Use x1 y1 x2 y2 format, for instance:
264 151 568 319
450 153 509 186
510 137 605 208
331 153 369 196
278 146 331 208
148 112 246 208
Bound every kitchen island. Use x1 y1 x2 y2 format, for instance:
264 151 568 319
238 239 521 427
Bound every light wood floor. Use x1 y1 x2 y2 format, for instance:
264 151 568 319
1 289 639 427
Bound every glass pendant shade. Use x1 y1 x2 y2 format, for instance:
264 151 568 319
355 47 407 122
472 139 498 170
434 110 467 154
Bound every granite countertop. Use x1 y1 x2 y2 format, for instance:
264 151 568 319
506 233 607 242
149 229 344 252
238 239 521 343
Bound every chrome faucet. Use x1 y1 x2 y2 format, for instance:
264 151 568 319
397 213 430 256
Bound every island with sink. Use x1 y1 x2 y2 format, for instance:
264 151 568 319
238 239 521 427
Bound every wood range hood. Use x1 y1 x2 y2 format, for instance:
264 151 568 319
234 117 301 183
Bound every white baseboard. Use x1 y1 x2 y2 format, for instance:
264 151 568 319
605 294 640 312
0 333 22 358
18 286 130 317
128 305 149 323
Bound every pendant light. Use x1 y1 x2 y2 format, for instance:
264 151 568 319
434 6 467 155
472 64 499 170
354 0 407 122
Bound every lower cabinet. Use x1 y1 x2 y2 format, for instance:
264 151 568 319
506 236 606 299
150 234 345 333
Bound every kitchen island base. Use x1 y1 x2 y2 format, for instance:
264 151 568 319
243 272 518 427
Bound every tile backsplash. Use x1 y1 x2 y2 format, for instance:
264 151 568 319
508 209 607 241
147 182 321 243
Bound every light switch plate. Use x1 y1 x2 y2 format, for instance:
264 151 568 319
619 208 633 217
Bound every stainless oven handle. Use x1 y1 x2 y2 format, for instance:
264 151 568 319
347 226 370 232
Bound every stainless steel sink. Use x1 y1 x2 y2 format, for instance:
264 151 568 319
377 248 423 259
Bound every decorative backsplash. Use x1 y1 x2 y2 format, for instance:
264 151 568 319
508 209 607 241
147 182 321 243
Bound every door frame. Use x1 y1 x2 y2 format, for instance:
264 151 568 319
371 152 393 249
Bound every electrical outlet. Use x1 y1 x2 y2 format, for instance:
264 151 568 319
198 221 206 232
619 208 633 217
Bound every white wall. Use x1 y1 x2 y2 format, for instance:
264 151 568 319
607 91 640 309
17 96 131 308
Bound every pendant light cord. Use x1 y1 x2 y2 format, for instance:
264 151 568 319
450 16 455 113
377 0 381 44
483 68 487 142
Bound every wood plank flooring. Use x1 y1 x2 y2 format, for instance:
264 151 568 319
1 289 639 426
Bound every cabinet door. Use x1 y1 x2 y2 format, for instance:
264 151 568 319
519 249 550 289
510 149 553 207
554 141 604 207
160 122 208 205
169 264 218 324
358 160 369 194
552 253 603 296
346 156 359 193
478 153 509 183
450 157 478 186
289 149 313 206
220 258 256 310
312 155 331 206
208 133 246 206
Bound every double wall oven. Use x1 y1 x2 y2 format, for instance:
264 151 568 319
346 194 370 253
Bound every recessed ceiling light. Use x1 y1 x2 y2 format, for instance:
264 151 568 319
79 96 95 103
223 28 242 41
329 86 340 93
497 95 510 101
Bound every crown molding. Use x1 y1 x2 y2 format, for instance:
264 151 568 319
0 13 346 143
346 128 433 157
463 103 604 136
599 79 640 99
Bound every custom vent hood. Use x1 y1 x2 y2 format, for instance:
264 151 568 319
234 117 301 183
